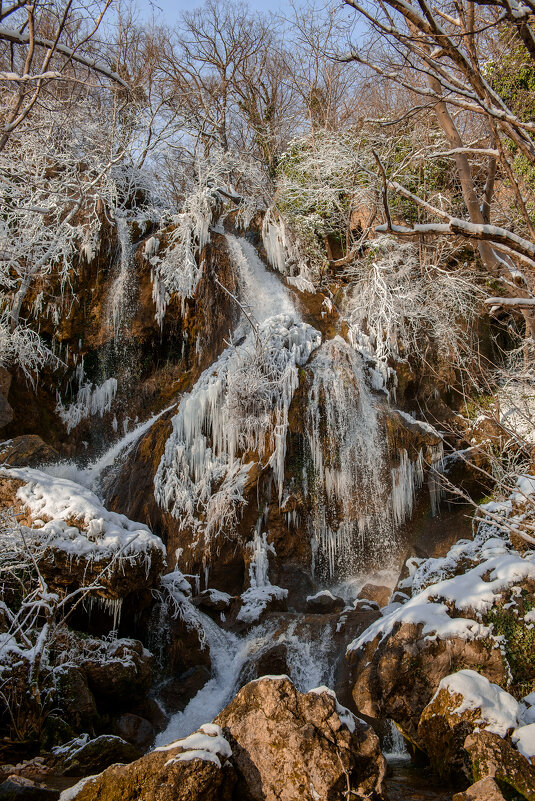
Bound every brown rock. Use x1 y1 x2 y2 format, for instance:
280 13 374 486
0 775 59 800
0 394 13 429
358 584 391 608
68 728 236 801
215 676 386 801
452 777 506 801
84 639 153 706
115 713 155 750
0 368 12 397
464 730 535 800
52 734 140 777
417 678 514 779
0 435 58 467
306 591 345 614
192 589 232 613
54 664 98 729
252 643 288 679
348 622 506 743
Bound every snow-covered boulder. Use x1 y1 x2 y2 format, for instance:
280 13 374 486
215 676 386 801
51 734 139 776
306 589 345 614
346 524 535 743
0 466 165 601
418 670 521 778
64 724 236 801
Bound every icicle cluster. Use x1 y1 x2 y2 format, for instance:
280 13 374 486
149 190 212 327
391 449 424 527
57 377 117 434
261 208 316 293
237 529 288 623
154 314 321 545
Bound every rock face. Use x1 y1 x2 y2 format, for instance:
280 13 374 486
464 730 535 801
0 435 58 467
84 638 153 705
215 676 386 801
67 725 236 801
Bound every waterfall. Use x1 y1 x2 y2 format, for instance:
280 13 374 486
154 236 321 551
304 336 393 580
106 213 137 341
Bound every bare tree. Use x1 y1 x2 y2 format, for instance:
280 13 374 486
341 0 535 340
0 0 127 153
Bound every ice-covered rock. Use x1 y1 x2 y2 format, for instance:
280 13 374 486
0 466 165 601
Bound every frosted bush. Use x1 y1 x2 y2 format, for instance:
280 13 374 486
344 235 480 367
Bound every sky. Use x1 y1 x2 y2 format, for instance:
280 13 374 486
139 0 295 21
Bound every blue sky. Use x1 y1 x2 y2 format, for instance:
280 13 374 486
139 0 294 21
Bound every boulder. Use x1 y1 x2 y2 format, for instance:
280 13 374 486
52 734 140 776
464 729 535 800
215 676 386 801
0 436 57 467
452 777 506 801
252 644 289 679
53 665 98 730
0 776 59 801
192 589 233 613
306 590 345 614
115 713 156 750
348 622 507 743
418 670 520 778
357 584 391 608
65 725 236 801
84 639 153 706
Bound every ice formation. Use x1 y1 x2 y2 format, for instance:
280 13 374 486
106 214 136 339
57 377 117 434
154 235 321 548
391 449 424 527
237 530 288 624
304 336 392 578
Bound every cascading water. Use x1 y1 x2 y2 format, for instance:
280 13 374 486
304 337 393 579
106 213 137 341
153 235 321 556
141 233 443 746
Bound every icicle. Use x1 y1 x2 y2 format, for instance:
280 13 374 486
154 236 321 550
391 449 425 526
56 377 117 433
